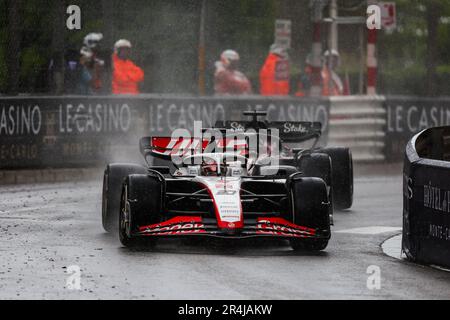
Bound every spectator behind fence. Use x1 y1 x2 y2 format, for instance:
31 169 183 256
64 49 82 94
214 50 252 95
322 49 344 96
79 33 105 94
295 54 314 97
77 54 93 95
112 39 144 95
259 44 290 96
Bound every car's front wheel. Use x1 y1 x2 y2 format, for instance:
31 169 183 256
102 164 147 233
297 153 334 224
288 176 331 252
119 174 163 248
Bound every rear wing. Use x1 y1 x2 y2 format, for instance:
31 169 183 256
140 136 248 160
141 110 322 161
272 121 322 142
214 120 322 143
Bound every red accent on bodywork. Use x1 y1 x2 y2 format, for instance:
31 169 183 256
138 216 206 236
138 216 317 238
151 137 208 156
256 217 316 238
150 137 248 156
197 182 244 230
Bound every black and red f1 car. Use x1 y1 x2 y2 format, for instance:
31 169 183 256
101 111 353 251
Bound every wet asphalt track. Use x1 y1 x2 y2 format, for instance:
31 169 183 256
1 167 450 300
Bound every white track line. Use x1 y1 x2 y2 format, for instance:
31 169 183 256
382 234 450 273
335 226 402 235
381 234 403 259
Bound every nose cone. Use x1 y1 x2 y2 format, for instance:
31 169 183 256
220 223 243 236
195 176 244 232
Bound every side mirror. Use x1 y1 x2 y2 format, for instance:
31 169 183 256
139 137 152 157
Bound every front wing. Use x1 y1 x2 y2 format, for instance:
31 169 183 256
135 216 329 240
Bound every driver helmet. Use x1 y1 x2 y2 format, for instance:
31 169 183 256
202 163 219 176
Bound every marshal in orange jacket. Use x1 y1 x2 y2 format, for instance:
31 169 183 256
259 53 290 96
112 53 144 94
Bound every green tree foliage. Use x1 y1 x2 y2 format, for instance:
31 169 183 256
0 0 449 95
377 0 450 96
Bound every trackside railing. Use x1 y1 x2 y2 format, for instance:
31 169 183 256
328 96 387 162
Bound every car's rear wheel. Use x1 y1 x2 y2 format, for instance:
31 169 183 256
297 153 332 185
288 177 331 251
320 147 353 210
119 174 163 248
102 164 147 233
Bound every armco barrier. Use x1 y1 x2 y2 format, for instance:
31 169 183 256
3 94 446 170
329 95 450 163
0 95 330 169
328 96 386 162
403 126 450 268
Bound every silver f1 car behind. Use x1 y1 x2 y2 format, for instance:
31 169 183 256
101 111 353 251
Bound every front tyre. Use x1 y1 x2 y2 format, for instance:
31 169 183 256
102 164 147 233
298 153 333 223
288 177 331 252
119 184 141 247
119 174 163 248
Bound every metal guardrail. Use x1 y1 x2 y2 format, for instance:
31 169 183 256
328 96 387 162
328 95 450 163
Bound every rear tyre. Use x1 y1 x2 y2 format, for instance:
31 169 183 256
102 164 147 233
320 148 353 210
297 153 332 185
288 177 331 252
119 174 163 248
